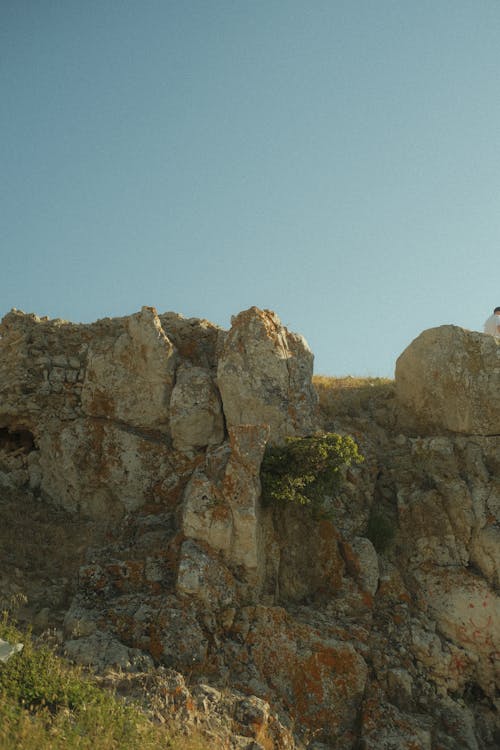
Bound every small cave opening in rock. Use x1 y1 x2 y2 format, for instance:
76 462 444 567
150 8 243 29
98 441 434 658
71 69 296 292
463 681 493 706
0 426 35 454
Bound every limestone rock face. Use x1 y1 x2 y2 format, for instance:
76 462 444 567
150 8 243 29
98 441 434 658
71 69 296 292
222 424 269 576
81 307 177 432
181 424 269 590
273 504 345 603
159 312 221 369
37 419 197 518
226 605 369 744
414 567 500 697
396 325 500 434
169 365 224 450
64 631 153 672
349 536 379 595
176 539 237 609
383 433 500 710
181 468 233 553
3 305 500 748
217 307 317 443
0 309 88 425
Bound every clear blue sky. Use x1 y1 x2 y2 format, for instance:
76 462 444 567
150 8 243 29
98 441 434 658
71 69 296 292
2 1 500 376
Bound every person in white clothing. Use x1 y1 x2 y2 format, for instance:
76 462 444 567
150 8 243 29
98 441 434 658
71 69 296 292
483 307 500 337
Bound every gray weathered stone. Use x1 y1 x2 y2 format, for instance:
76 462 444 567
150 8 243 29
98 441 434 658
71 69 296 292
170 364 224 450
177 539 236 609
64 631 153 672
0 638 23 663
38 417 196 518
81 307 177 432
351 536 379 595
396 325 500 435
217 307 317 443
181 424 269 588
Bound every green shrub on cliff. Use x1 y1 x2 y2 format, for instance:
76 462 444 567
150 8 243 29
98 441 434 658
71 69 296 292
261 432 363 512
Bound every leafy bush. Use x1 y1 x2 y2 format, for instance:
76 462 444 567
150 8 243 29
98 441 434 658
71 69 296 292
261 432 363 512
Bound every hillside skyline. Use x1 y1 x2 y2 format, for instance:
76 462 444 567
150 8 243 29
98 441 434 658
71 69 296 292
2 1 500 376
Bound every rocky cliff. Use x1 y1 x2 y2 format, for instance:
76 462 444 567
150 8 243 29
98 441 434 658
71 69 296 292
0 311 498 749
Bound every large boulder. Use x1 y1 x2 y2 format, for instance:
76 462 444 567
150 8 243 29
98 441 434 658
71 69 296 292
81 307 177 433
217 307 317 444
395 325 500 434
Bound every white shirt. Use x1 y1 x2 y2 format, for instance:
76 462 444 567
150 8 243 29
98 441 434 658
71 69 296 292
484 313 500 337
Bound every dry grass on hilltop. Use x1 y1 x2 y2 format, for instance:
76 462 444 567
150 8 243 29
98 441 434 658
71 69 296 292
313 375 395 424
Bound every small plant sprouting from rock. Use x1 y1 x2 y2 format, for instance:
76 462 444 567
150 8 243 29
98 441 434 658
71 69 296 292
260 432 363 513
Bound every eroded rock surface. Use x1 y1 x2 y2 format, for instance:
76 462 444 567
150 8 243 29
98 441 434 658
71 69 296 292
1 308 499 749
170 364 224 450
217 307 317 443
81 307 177 432
396 324 500 434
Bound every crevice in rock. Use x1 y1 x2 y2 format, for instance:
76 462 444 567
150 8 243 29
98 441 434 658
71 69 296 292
86 415 173 448
0 426 35 454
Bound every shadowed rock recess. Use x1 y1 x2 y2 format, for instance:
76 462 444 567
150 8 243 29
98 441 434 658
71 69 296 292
1 310 499 749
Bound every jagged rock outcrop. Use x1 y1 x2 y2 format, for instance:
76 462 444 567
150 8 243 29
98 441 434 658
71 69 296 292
396 324 500 434
0 305 316 521
217 307 317 443
1 308 500 749
81 306 177 432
